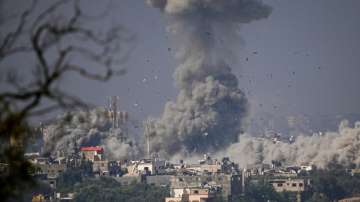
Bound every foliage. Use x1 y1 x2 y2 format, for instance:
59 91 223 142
234 178 289 202
0 0 127 200
304 167 360 202
56 168 84 193
68 177 169 202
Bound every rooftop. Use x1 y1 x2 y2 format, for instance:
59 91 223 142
80 146 103 152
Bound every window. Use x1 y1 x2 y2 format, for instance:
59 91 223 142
292 183 297 187
277 183 283 187
194 190 199 194
299 183 303 187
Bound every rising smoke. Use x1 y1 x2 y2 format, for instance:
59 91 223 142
217 120 360 168
146 0 272 157
43 108 138 160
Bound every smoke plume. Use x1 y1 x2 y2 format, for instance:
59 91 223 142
43 108 138 160
146 0 272 157
218 120 360 168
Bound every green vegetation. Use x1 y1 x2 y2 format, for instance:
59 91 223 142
304 168 360 202
56 171 169 202
233 178 294 202
233 165 360 202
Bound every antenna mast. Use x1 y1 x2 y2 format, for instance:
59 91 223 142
144 120 152 159
107 96 120 129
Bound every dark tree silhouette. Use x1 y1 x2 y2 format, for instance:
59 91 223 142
0 0 131 200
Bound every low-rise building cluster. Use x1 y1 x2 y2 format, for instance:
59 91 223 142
25 146 360 202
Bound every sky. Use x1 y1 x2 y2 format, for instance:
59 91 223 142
3 0 360 127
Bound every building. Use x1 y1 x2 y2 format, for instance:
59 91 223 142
170 174 242 201
36 163 66 178
32 194 47 202
55 192 74 202
108 161 122 176
164 197 182 202
126 158 166 176
80 146 103 162
188 189 215 202
269 178 308 192
339 196 360 202
92 160 109 176
351 169 360 176
166 188 215 202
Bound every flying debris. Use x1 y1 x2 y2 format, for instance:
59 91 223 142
146 0 271 157
253 51 258 54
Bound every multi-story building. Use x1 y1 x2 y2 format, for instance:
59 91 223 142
268 178 309 192
169 173 242 201
80 146 103 162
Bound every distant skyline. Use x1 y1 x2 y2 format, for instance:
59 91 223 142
3 0 360 124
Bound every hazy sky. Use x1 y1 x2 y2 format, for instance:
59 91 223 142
3 0 360 123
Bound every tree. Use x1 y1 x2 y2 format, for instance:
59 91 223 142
0 0 130 200
234 178 288 202
302 167 360 202
72 177 169 202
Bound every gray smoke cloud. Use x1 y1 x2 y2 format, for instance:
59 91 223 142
43 108 139 160
218 120 360 168
146 0 272 157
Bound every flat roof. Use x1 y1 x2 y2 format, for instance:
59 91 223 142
80 146 103 152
